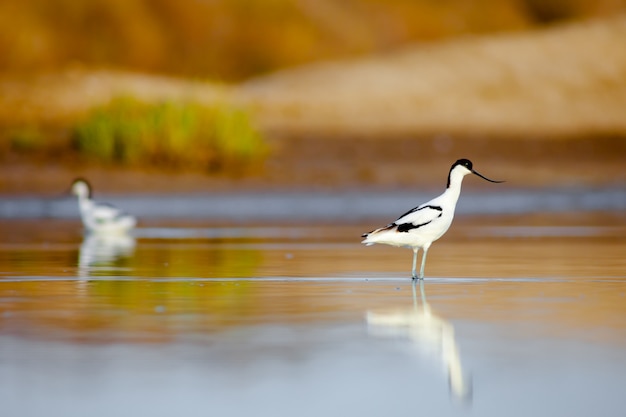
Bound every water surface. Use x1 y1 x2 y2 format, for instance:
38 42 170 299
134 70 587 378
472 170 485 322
1 214 625 417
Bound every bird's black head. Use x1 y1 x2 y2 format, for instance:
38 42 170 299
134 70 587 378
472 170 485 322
453 159 473 171
447 158 504 187
446 158 505 187
446 159 473 187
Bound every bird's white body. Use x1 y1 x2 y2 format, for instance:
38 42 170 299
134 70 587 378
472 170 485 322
71 180 136 235
362 183 461 249
362 159 502 279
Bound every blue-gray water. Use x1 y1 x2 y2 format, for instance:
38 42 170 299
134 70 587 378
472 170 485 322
1 187 625 220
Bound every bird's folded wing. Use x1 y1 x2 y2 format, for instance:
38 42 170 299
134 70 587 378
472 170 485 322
91 203 127 222
395 204 443 229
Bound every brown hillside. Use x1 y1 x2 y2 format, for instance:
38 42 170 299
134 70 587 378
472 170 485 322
2 0 625 80
237 15 626 137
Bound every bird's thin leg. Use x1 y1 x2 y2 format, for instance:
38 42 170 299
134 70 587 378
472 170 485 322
418 246 430 280
411 248 419 280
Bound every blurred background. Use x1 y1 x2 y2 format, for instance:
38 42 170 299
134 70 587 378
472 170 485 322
2 0 625 79
0 0 625 194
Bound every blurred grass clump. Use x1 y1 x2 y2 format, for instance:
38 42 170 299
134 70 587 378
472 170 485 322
8 126 47 152
71 97 266 171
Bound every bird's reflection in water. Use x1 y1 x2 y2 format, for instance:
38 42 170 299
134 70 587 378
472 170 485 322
367 280 472 403
78 233 136 278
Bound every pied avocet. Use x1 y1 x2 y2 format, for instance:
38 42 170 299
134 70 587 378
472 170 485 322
71 178 137 234
361 159 503 279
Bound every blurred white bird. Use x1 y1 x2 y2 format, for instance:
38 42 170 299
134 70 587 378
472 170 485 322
362 159 503 279
71 178 137 234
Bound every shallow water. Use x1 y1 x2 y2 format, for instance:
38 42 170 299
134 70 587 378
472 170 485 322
1 213 626 417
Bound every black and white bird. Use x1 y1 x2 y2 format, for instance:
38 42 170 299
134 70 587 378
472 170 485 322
71 178 137 234
361 159 503 279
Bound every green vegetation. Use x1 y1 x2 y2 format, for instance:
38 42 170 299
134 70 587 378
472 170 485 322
8 126 46 152
71 97 266 171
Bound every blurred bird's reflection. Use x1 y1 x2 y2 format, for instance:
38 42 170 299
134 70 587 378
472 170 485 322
78 233 136 277
367 280 472 403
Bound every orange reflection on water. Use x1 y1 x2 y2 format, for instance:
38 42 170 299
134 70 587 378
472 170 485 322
0 213 624 346
1 276 625 347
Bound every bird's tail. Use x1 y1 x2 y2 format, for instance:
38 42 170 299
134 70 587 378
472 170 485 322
361 224 395 245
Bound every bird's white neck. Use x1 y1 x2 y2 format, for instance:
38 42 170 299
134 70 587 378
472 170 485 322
443 182 462 204
439 171 467 214
77 194 93 214
446 170 467 197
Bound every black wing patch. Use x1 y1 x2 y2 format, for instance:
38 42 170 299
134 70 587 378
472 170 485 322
396 221 432 232
395 205 443 233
